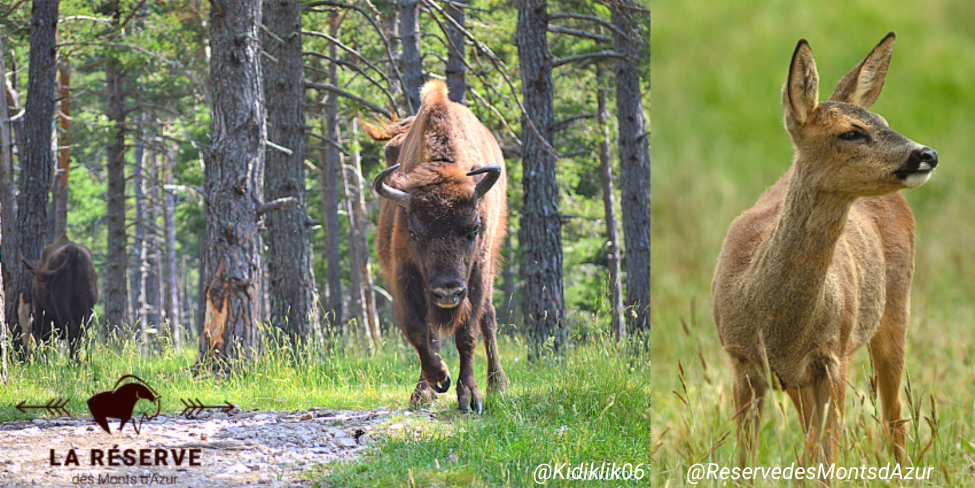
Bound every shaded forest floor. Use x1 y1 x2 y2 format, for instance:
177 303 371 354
0 330 650 487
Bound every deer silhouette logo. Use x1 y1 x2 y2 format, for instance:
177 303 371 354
87 375 161 435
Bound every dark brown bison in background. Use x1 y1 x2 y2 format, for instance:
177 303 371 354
366 80 508 413
21 234 98 359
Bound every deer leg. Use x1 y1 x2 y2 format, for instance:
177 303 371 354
733 362 767 467
808 361 847 468
480 302 508 395
869 318 907 465
454 322 483 414
786 387 817 432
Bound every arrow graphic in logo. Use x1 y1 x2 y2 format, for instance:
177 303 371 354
16 398 71 416
180 399 235 417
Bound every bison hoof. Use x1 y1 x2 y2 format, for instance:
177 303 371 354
458 399 484 414
432 375 451 394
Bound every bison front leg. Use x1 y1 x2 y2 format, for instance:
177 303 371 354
410 333 448 406
454 322 483 413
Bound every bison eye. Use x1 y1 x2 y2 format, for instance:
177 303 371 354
409 230 419 241
466 227 478 241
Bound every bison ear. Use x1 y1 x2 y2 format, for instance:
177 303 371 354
21 256 37 276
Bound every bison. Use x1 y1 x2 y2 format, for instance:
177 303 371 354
366 80 508 413
21 234 98 359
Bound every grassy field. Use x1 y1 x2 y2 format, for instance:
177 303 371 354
1 326 649 487
651 0 975 486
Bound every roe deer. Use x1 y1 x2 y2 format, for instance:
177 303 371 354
712 32 937 468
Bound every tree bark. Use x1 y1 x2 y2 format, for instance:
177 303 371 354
340 127 365 340
162 147 180 349
321 11 344 331
104 0 130 335
517 0 565 356
399 0 422 113
445 0 466 104
262 0 318 344
0 31 17 357
51 56 71 239
612 2 650 335
10 0 60 351
597 66 625 340
130 119 147 333
0 33 7 383
349 118 380 350
145 150 161 333
199 0 266 368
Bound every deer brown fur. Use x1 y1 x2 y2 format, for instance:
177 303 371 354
712 33 937 467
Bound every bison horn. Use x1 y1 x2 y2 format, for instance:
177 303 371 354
468 164 502 200
373 164 410 208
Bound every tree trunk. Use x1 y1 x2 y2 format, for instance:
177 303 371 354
0 33 8 383
199 0 266 368
445 0 467 104
349 118 381 350
611 2 650 335
517 0 565 357
399 0 422 114
104 0 130 335
145 150 161 333
322 11 344 331
52 56 71 239
340 128 366 342
500 232 516 329
0 31 17 358
597 66 625 341
163 147 181 349
130 120 147 333
10 0 60 352
262 0 318 344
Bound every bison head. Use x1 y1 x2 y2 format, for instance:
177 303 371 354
375 163 501 320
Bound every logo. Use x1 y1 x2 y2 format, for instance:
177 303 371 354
87 375 161 435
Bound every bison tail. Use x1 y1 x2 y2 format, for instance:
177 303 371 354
361 115 415 142
420 79 449 106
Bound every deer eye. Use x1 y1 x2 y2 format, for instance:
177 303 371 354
838 130 865 141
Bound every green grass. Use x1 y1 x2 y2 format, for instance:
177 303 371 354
652 0 975 486
0 326 649 487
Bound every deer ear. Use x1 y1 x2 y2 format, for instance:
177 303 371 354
829 32 895 108
783 39 819 132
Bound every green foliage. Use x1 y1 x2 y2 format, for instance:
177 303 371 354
653 0 975 484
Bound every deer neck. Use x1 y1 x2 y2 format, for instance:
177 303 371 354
752 164 856 320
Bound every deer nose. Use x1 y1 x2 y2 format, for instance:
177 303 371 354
430 282 467 309
918 148 938 170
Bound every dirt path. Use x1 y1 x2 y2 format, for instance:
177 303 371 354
0 407 420 487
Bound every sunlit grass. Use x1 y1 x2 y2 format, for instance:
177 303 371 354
1 321 649 488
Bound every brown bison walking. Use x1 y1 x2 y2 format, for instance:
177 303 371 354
21 234 98 359
366 80 508 413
